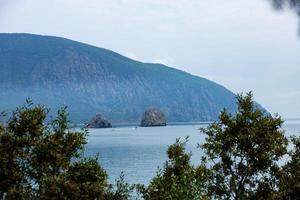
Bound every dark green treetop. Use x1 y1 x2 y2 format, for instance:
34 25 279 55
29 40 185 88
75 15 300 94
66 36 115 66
0 100 132 200
200 92 288 199
137 138 210 200
275 136 300 199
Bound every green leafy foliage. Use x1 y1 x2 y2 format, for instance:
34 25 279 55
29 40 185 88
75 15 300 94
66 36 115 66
105 173 135 200
138 138 210 200
0 101 131 200
200 92 289 199
1 94 300 200
39 158 108 200
274 136 300 199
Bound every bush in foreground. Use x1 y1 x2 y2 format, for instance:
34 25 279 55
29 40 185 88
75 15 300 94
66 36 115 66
140 93 299 200
0 100 132 200
200 92 289 199
137 138 209 200
1 94 299 200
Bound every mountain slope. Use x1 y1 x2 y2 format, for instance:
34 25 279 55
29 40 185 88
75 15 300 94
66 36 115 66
0 33 237 123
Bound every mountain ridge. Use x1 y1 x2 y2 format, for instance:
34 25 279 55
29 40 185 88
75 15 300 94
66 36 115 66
0 33 237 123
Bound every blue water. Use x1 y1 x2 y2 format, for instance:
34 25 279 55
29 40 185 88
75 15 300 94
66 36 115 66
85 121 300 185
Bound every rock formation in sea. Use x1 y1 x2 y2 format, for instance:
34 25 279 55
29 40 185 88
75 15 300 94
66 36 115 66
140 108 166 127
86 113 112 128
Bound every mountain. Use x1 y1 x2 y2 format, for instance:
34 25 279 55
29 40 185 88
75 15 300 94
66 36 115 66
0 33 237 123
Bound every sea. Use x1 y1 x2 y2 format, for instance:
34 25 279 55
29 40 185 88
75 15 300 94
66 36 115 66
85 119 300 185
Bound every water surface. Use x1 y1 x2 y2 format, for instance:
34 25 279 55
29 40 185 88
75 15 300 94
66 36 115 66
85 120 300 185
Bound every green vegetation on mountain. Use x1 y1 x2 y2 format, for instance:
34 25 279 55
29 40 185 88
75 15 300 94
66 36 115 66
0 33 237 123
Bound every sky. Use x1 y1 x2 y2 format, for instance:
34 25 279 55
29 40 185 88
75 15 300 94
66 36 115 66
0 0 299 118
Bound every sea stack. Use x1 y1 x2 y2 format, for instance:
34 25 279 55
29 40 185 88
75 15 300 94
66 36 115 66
140 108 166 127
86 113 112 128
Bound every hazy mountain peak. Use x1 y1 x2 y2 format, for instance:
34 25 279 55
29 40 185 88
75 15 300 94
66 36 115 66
0 33 237 123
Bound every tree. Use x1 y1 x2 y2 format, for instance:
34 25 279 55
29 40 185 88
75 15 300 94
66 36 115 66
0 100 132 200
137 138 209 200
105 173 135 200
200 92 288 199
1 97 298 200
275 136 300 199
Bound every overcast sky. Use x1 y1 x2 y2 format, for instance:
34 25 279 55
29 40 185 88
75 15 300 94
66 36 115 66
0 0 299 118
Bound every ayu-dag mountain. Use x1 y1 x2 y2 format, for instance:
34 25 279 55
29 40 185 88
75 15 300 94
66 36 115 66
0 33 237 124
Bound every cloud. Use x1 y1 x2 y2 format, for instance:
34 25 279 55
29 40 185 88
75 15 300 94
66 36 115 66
122 52 140 61
0 0 18 16
151 57 175 66
0 0 299 117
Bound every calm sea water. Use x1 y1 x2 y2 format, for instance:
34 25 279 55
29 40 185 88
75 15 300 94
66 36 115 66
85 120 300 185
